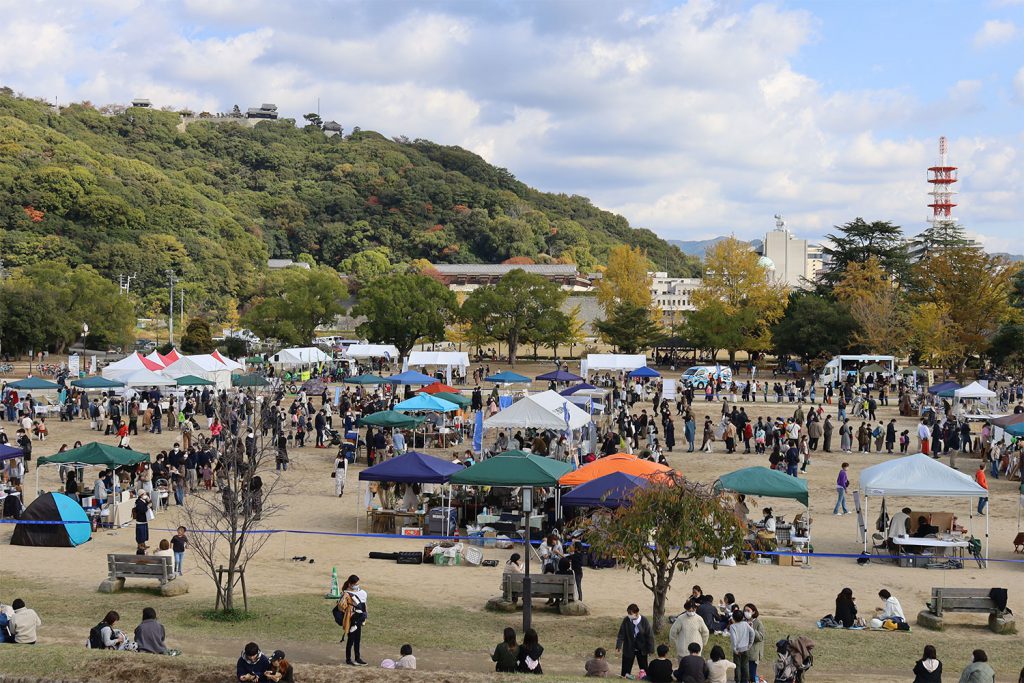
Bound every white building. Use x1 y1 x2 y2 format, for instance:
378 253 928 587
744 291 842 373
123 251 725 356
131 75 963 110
762 215 813 289
650 272 701 312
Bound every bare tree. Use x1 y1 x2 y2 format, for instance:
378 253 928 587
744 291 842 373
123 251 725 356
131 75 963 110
182 389 287 612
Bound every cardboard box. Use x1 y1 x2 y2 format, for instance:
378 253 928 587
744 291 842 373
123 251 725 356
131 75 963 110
776 554 794 567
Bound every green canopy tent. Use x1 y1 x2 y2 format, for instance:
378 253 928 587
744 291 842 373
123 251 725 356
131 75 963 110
245 356 266 365
231 373 270 387
6 377 60 390
36 442 151 499
357 411 426 429
899 366 926 376
431 391 471 408
715 466 809 506
449 450 572 487
858 363 887 374
174 375 216 387
70 377 125 389
343 374 390 385
450 450 573 630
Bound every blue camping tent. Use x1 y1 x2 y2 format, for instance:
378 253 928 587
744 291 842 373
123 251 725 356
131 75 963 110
560 383 599 396
393 394 460 413
387 371 440 386
628 366 661 378
485 371 532 383
11 492 91 547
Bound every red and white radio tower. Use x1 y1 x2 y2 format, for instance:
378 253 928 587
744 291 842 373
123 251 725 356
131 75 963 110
927 136 957 229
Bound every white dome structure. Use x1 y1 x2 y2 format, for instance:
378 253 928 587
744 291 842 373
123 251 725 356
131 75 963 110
757 255 776 271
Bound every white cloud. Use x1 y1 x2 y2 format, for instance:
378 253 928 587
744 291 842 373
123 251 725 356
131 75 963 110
1015 66 1024 101
973 19 1018 47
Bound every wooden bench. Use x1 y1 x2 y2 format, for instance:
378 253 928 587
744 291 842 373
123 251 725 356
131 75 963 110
918 587 1014 634
98 554 189 597
502 573 575 604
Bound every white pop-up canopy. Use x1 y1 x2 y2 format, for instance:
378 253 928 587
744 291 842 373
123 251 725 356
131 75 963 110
272 347 331 366
116 369 177 387
859 452 990 560
954 381 997 400
161 355 233 389
345 344 399 360
528 389 592 430
102 352 166 379
407 351 470 368
483 397 567 431
581 353 647 379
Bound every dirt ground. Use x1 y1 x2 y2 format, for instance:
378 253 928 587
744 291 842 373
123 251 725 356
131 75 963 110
2 361 1022 680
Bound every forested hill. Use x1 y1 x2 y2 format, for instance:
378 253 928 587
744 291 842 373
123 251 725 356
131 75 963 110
0 92 697 315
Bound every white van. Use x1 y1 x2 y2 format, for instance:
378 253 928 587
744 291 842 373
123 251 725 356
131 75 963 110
680 365 733 389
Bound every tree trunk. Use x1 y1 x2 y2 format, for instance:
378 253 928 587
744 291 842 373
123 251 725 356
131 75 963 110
652 579 668 634
508 335 518 366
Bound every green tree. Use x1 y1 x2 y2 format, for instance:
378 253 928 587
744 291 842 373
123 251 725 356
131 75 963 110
338 247 393 288
771 291 857 362
595 302 663 353
596 244 653 314
575 473 744 633
990 323 1024 373
460 269 566 366
820 218 910 287
181 317 215 353
242 266 348 346
352 273 457 358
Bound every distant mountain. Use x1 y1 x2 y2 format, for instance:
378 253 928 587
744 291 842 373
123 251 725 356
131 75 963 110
668 237 761 256
994 253 1024 263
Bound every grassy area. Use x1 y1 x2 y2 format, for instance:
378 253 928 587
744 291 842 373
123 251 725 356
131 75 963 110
1 575 1021 680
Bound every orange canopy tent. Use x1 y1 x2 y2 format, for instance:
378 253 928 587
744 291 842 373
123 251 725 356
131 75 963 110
419 383 459 395
559 453 673 487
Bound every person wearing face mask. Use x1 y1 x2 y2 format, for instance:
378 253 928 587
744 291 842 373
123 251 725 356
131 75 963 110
615 604 654 679
669 600 709 660
743 604 765 683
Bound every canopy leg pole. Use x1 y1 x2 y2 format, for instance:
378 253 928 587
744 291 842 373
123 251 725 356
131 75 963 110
985 499 990 566
355 480 360 533
805 503 811 567
863 496 868 554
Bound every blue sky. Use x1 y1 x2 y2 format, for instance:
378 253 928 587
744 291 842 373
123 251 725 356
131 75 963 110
0 0 1021 250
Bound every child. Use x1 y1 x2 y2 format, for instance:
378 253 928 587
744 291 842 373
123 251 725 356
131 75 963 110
899 430 910 454
201 463 213 490
395 644 416 670
171 526 188 576
646 644 674 683
585 647 609 677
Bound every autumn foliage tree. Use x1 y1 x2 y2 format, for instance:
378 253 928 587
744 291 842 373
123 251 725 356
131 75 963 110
576 472 744 633
834 256 909 355
596 245 654 314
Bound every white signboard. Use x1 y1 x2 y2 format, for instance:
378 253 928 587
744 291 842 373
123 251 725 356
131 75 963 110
68 354 80 377
662 378 677 399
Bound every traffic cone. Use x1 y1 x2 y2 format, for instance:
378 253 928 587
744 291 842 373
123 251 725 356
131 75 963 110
325 566 341 599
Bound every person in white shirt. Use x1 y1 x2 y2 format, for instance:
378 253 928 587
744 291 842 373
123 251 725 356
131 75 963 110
11 599 41 644
887 507 912 540
877 589 905 622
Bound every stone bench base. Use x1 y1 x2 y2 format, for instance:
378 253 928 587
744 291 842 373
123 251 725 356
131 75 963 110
98 577 189 597
917 609 1016 634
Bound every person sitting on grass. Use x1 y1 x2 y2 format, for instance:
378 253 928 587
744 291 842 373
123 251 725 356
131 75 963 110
645 644 674 682
675 641 710 683
267 650 293 682
492 627 519 673
237 642 272 683
88 611 128 651
134 607 167 655
585 647 609 677
395 644 416 670
705 644 736 683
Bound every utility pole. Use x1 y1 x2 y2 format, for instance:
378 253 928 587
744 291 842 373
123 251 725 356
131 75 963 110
166 269 177 345
118 272 137 296
180 287 184 328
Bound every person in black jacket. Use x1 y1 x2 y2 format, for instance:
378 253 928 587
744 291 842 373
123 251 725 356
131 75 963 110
616 604 654 678
912 644 942 682
517 627 544 674
835 587 857 628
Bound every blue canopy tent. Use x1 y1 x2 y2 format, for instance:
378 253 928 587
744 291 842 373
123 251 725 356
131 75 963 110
387 371 440 386
0 443 24 461
560 383 599 396
1005 422 1024 438
928 381 961 395
536 369 584 383
628 366 661 378
562 472 648 508
6 377 60 390
393 394 459 413
70 377 126 389
485 371 532 383
356 451 464 534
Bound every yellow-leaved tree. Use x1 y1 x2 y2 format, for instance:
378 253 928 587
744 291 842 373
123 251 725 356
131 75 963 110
690 237 788 363
833 255 909 355
596 245 654 314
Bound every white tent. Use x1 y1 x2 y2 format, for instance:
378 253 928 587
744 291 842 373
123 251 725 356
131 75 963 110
116 368 177 387
272 347 331 366
407 351 470 368
581 353 647 379
954 381 997 399
483 397 567 431
161 355 233 389
210 350 244 371
102 352 166 379
144 351 166 368
346 344 399 360
528 390 592 430
859 453 990 560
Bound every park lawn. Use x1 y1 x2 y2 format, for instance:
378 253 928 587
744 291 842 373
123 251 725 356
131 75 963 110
1 575 1021 680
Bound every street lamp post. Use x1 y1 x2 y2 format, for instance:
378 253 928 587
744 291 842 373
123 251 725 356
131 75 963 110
521 487 533 632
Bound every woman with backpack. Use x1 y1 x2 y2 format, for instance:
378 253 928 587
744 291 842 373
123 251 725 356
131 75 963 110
89 611 130 650
336 575 368 667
